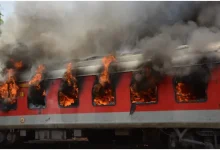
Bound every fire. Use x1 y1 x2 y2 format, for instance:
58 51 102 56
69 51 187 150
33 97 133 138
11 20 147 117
93 55 116 106
14 61 23 69
130 68 157 104
175 82 196 102
29 65 45 89
130 83 157 104
29 65 46 96
9 59 23 69
0 69 19 104
59 63 78 107
99 55 116 86
59 92 76 107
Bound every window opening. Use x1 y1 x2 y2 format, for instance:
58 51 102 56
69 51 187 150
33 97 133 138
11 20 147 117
58 63 79 108
173 65 210 103
92 55 116 106
28 65 47 109
0 69 19 111
130 67 160 104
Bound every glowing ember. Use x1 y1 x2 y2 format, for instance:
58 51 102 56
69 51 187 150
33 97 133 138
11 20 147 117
59 63 78 107
93 55 116 106
9 59 23 69
0 69 19 104
29 65 45 90
175 82 196 102
14 61 23 69
130 83 157 104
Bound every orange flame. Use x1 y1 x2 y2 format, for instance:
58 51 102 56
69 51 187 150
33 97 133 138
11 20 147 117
59 63 78 107
29 65 45 89
130 68 157 104
0 69 19 104
99 55 116 86
175 82 196 102
29 65 46 96
130 83 157 104
14 61 23 69
93 55 116 106
9 59 23 69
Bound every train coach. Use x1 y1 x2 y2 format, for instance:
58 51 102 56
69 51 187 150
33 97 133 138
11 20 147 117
0 45 220 148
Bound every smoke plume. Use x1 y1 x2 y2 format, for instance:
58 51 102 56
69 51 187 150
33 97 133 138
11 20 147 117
0 1 220 77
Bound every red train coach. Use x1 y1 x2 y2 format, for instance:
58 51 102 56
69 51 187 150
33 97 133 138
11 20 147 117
0 46 220 148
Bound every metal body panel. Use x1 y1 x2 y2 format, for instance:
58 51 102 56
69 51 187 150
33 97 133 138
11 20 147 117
1 45 220 129
0 110 220 129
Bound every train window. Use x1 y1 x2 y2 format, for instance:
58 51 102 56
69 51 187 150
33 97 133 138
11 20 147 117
27 65 48 109
0 99 17 112
0 73 18 111
130 67 161 105
92 55 116 106
58 63 80 108
58 76 79 108
27 80 49 109
173 66 210 103
92 74 117 106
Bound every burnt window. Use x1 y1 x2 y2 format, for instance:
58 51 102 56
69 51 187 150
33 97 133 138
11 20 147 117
58 65 79 108
92 74 117 106
28 80 50 109
27 65 48 109
0 72 19 111
130 67 160 104
173 66 210 103
92 55 116 106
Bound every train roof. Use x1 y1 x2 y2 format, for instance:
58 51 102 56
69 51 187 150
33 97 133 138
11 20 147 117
11 44 220 82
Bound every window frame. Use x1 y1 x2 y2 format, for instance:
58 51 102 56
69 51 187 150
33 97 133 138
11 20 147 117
0 81 21 111
92 73 117 107
27 80 51 110
57 77 80 108
172 77 208 104
0 99 17 111
130 73 158 105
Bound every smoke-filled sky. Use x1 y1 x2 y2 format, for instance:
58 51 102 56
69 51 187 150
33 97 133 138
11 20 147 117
0 1 15 20
1 1 220 77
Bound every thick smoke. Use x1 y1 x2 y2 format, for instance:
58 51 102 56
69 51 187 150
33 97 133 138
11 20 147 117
0 2 220 77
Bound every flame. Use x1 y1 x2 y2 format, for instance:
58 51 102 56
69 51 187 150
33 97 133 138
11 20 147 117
59 92 76 107
175 82 196 102
14 61 23 69
93 55 116 106
42 90 46 96
59 63 78 107
0 69 19 104
64 63 74 86
130 68 157 104
99 55 116 86
29 65 45 90
130 83 157 103
10 59 23 69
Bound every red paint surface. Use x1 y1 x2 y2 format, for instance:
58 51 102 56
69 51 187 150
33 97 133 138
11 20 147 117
1 68 220 116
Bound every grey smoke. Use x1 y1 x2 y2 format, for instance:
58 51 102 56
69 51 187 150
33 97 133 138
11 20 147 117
0 1 220 76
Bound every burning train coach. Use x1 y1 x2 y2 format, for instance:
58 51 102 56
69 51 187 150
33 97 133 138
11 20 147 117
1 45 220 148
